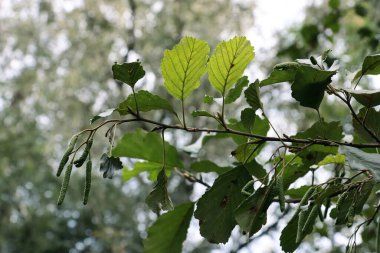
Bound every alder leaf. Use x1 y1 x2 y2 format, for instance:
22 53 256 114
99 153 123 179
117 90 177 116
234 185 275 236
208 36 254 95
145 168 173 211
345 89 380 108
362 54 380 76
225 76 249 104
112 129 183 168
244 79 263 112
122 161 162 182
260 62 299 86
90 108 115 124
291 65 336 110
143 202 194 253
112 61 145 88
190 160 232 174
191 110 217 119
194 167 251 243
353 108 380 143
161 36 209 100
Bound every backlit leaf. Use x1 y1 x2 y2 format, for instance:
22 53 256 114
208 36 254 95
144 202 194 253
161 36 209 100
122 162 162 182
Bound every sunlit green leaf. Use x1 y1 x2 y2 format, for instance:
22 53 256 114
117 90 176 115
194 167 251 243
225 76 249 104
122 162 162 182
144 202 194 253
208 36 254 95
260 62 299 86
317 154 345 166
161 36 209 100
112 61 145 88
291 65 336 110
112 129 183 168
145 168 173 211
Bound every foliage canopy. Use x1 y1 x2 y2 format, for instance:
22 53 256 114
57 36 380 252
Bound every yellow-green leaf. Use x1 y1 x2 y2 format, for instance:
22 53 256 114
208 36 254 95
161 37 210 100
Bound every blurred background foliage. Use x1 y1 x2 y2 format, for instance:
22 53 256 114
0 0 379 252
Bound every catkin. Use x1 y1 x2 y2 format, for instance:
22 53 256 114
276 175 285 212
296 209 308 244
57 135 78 177
57 162 73 205
83 160 92 205
74 138 93 168
302 204 318 233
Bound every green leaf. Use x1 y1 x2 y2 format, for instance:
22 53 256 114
225 76 249 104
345 89 380 108
208 36 254 95
99 153 123 179
143 202 194 253
339 146 380 181
353 108 380 143
194 167 251 243
234 185 275 236
117 90 176 115
240 108 256 133
280 204 317 252
145 169 173 211
90 108 115 124
291 65 336 110
260 62 299 87
122 162 162 182
112 61 145 88
191 110 217 119
112 129 183 168
281 155 310 189
243 159 267 183
286 185 311 199
317 154 345 166
190 160 232 174
203 95 215 105
232 142 264 163
362 54 380 76
244 80 263 112
161 36 210 100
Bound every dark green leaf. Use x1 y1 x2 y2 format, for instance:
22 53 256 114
90 108 115 124
243 159 267 183
362 54 380 76
99 153 123 179
143 202 194 253
240 108 256 133
117 90 176 115
190 160 232 174
112 129 183 168
281 155 311 189
194 167 251 243
346 89 380 107
225 76 249 104
260 62 299 86
232 142 264 163
112 61 145 88
286 185 311 199
244 80 262 111
145 169 173 211
291 65 336 110
339 146 380 181
234 185 275 236
353 108 380 143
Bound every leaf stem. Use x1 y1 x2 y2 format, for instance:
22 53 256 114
132 87 139 116
181 98 186 129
